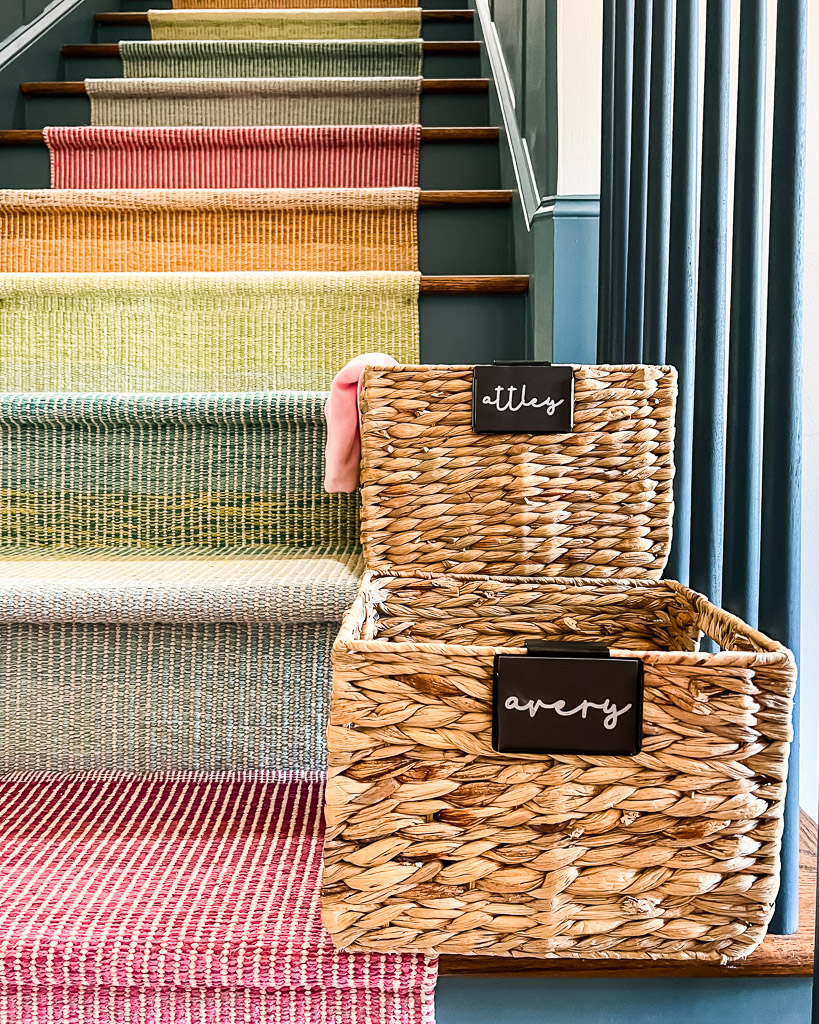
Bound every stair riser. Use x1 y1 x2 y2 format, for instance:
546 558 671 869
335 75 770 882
116 0 471 8
0 140 500 189
0 396 359 551
419 205 513 274
21 91 491 130
0 619 337 772
61 52 482 78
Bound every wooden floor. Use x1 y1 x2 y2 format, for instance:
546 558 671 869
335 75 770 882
440 811 816 978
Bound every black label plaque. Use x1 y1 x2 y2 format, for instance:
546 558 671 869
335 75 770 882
492 644 643 756
472 362 574 433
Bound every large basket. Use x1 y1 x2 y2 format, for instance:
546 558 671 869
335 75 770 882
321 364 796 962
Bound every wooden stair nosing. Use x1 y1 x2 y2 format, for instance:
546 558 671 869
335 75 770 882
61 41 481 58
439 810 817 979
20 79 490 97
95 10 474 25
0 127 499 145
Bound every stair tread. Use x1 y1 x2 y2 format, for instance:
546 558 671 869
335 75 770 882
62 40 480 56
20 78 491 95
0 127 499 143
95 9 474 23
0 545 363 623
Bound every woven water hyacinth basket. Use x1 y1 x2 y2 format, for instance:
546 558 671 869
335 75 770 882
321 365 796 962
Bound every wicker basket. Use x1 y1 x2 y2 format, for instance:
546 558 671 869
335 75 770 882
321 365 796 962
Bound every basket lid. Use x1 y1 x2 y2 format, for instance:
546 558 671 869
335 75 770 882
358 363 677 579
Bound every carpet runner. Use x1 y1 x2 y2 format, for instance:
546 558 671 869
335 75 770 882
0 188 420 272
86 77 422 127
148 9 422 41
45 125 421 188
2 0 439 1017
0 773 437 1022
0 271 419 390
120 39 425 78
0 391 360 772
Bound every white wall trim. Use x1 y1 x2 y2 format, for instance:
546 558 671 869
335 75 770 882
474 0 541 228
0 0 87 71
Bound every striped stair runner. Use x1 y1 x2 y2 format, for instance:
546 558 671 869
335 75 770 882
120 39 425 78
172 0 420 9
147 9 423 40
45 125 422 188
0 187 420 271
0 271 419 390
86 77 423 127
1 1 440 1020
0 773 438 1023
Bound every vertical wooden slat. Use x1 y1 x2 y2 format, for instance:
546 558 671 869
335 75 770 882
664 0 698 585
624 0 651 362
609 0 634 363
760 0 806 939
722 0 766 626
597 0 616 362
689 0 730 608
642 0 673 364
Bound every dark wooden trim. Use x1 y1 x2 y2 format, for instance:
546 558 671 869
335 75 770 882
61 41 480 58
422 78 489 94
439 811 816 978
94 10 474 25
420 275 528 293
419 190 512 206
0 127 499 145
20 79 490 96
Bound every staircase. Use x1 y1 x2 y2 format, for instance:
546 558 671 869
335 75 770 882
0 1 526 1019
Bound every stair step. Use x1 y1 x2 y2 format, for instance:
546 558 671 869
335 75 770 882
95 10 474 23
0 189 514 275
59 41 482 79
0 553 358 771
0 391 357 551
19 79 491 131
93 9 475 42
0 127 498 144
0 270 421 391
0 776 436 1014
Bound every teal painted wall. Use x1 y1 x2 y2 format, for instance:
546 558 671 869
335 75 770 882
436 977 812 1024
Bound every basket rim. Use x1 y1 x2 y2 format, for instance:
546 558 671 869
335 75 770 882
332 569 796 672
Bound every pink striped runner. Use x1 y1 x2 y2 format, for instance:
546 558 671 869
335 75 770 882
0 773 437 1023
44 125 421 189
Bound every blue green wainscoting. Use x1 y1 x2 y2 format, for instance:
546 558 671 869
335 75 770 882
436 977 812 1024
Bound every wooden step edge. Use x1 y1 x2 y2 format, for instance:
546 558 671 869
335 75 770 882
95 10 474 24
440 810 816 979
0 127 499 145
419 189 512 206
62 41 480 57
20 79 490 96
420 275 527 294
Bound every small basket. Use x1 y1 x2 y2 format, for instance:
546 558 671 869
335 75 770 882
321 365 796 962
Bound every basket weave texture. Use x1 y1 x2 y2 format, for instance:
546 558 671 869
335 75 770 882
323 363 796 962
359 365 676 578
322 571 796 961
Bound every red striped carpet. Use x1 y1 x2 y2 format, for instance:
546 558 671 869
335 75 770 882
0 773 436 1023
44 125 422 189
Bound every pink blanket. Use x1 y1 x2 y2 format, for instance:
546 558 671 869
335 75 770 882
44 125 421 189
324 353 398 492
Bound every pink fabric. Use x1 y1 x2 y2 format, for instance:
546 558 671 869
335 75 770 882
44 125 421 189
0 772 437 1023
324 353 398 493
